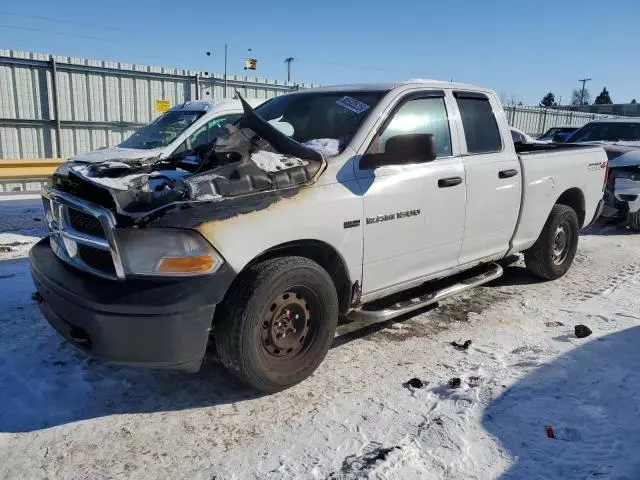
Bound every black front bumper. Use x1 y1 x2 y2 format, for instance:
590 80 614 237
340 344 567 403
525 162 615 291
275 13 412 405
29 238 236 371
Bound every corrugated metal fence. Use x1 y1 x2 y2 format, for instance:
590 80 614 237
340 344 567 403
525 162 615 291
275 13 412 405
0 49 624 160
0 50 318 159
503 105 617 137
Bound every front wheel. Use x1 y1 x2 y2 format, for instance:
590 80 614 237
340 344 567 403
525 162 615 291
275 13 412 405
215 256 339 392
524 204 579 280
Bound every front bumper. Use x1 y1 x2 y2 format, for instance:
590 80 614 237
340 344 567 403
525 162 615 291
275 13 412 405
29 238 236 371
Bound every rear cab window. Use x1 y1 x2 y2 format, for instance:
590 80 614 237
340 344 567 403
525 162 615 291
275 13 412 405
454 92 503 154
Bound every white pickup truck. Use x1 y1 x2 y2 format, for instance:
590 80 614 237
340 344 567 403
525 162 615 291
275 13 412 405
30 80 607 392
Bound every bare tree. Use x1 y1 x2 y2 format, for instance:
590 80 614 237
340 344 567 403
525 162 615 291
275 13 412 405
571 88 591 106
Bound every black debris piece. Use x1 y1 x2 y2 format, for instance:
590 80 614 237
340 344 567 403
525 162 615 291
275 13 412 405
0 246 11 253
433 417 444 426
403 378 426 389
451 339 472 350
575 325 592 338
52 360 66 366
448 377 461 389
31 291 43 303
33 217 41 221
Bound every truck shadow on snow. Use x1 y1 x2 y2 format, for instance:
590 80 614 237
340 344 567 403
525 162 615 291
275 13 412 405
483 326 640 479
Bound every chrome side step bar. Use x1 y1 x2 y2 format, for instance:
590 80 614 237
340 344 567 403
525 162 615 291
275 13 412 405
341 263 503 333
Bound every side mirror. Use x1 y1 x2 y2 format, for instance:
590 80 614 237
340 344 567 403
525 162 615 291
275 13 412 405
360 133 437 170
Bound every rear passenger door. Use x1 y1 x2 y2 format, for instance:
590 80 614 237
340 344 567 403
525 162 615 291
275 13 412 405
453 91 521 264
357 91 466 296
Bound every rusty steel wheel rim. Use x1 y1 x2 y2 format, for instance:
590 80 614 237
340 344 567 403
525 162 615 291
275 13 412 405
261 291 311 358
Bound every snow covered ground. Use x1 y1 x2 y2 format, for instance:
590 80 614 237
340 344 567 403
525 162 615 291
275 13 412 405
1 200 640 479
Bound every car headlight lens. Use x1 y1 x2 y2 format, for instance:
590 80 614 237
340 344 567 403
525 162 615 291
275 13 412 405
116 228 223 276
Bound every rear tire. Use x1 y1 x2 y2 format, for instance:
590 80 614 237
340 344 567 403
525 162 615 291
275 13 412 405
628 210 640 231
215 256 339 393
524 204 579 280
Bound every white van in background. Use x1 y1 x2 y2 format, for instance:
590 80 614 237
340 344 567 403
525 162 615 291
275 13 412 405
70 98 264 163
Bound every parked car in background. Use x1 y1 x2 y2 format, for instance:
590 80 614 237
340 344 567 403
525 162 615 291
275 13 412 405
510 127 537 144
565 118 640 144
69 98 264 163
537 126 579 143
565 118 640 230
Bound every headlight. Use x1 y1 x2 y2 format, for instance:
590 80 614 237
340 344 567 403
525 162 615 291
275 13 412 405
116 228 223 277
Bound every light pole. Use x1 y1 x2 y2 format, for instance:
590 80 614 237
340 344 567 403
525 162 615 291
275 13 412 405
285 57 294 83
224 44 228 98
578 78 592 110
206 46 229 99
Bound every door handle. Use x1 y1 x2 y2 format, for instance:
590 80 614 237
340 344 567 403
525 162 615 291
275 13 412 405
499 169 519 179
438 176 463 188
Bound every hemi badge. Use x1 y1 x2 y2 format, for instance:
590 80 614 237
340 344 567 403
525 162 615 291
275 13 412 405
343 220 361 229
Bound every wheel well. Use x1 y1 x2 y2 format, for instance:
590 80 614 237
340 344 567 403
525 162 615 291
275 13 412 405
556 188 586 226
244 240 353 315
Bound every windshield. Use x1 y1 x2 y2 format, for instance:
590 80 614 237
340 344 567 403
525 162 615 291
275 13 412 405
566 122 640 143
253 90 387 153
119 110 206 149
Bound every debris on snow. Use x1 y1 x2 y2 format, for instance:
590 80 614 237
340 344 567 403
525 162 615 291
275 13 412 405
468 376 482 388
451 339 472 350
403 378 426 389
448 377 462 389
545 425 556 439
575 324 593 338
545 321 565 327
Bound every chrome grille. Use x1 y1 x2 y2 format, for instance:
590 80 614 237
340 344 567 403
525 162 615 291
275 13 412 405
42 188 125 280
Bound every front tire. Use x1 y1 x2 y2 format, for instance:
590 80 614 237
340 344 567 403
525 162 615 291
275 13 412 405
524 204 579 280
215 256 339 392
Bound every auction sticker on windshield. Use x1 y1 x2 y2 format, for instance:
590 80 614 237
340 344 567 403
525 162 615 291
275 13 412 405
336 96 371 114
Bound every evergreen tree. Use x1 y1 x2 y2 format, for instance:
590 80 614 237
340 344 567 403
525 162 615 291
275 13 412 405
594 87 613 105
539 92 557 107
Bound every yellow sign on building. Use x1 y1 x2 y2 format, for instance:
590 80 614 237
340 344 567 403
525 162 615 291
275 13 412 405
155 99 171 113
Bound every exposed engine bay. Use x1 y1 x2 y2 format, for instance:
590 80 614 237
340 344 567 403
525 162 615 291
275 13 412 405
51 96 326 226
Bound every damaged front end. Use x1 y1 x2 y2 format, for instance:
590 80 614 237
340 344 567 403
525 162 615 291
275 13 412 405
44 96 328 280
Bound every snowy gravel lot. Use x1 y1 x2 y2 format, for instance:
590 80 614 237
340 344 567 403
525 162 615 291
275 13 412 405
1 199 640 479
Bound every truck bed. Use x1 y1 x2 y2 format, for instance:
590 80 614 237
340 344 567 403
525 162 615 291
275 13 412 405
509 143 607 255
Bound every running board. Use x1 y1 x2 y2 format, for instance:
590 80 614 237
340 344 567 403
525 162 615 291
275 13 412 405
341 263 503 333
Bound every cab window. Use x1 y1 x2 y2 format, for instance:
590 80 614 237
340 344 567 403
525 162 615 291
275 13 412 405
376 97 452 158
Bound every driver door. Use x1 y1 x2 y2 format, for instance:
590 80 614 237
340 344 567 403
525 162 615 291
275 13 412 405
356 92 466 297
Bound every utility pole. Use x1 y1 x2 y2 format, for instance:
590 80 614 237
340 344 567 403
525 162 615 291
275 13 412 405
285 57 294 83
578 77 592 110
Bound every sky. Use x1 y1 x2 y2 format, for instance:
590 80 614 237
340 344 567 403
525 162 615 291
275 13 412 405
1 0 638 105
